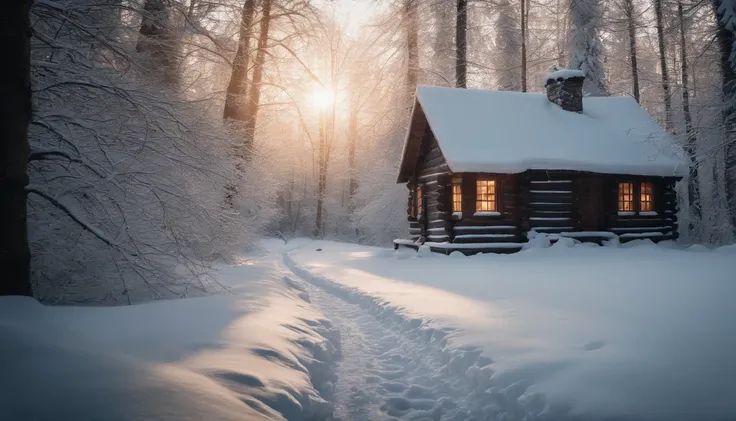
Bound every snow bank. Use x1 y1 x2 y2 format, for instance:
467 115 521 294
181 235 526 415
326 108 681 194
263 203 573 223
286 240 736 420
0 247 339 421
414 86 687 176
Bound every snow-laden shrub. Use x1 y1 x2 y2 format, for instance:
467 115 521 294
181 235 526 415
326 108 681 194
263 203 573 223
28 0 253 304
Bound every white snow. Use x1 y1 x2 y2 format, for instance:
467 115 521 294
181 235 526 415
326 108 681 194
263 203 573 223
413 86 687 177
424 241 525 249
545 68 586 81
473 211 501 216
1 240 339 421
287 239 736 420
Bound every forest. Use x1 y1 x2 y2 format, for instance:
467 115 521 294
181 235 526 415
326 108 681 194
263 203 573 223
3 0 736 304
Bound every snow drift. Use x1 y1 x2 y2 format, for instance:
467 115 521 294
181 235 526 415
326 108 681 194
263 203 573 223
0 252 339 421
286 240 736 420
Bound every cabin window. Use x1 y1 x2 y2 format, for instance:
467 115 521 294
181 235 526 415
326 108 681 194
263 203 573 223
416 183 424 216
476 180 497 212
618 182 634 212
452 177 462 213
640 182 654 212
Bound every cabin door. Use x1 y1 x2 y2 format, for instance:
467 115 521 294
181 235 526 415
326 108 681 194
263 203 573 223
577 178 605 231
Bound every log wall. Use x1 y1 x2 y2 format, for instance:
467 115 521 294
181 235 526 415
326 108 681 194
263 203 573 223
519 170 577 234
399 142 680 251
413 129 452 243
449 173 523 253
606 176 679 242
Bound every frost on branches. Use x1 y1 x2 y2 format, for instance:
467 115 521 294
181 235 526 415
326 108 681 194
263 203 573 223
28 0 249 304
495 0 522 91
568 0 608 96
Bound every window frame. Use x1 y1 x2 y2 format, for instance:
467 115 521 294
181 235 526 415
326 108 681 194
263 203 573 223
475 178 498 213
640 182 655 213
618 181 657 215
617 182 635 213
452 176 462 214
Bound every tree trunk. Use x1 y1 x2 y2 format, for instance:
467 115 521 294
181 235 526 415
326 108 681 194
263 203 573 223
223 0 256 121
137 0 179 86
654 0 673 131
406 0 418 103
456 0 467 88
242 0 271 148
624 0 640 102
347 102 358 214
678 0 701 225
521 0 528 92
712 0 736 232
1 0 33 296
315 113 326 237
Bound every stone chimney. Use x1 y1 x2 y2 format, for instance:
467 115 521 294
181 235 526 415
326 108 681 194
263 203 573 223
544 68 585 113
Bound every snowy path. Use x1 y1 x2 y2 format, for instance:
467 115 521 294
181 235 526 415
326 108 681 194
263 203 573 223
282 258 486 421
302 281 452 421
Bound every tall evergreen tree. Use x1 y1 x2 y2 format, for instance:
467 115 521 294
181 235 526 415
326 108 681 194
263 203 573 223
568 0 608 95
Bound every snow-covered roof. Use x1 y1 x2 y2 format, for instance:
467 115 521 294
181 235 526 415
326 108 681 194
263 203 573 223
545 68 585 83
398 86 687 181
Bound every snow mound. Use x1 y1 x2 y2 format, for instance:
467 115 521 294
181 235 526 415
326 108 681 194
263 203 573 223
0 256 340 421
545 68 585 82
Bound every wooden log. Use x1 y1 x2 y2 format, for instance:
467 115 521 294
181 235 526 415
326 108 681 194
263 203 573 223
528 192 574 203
451 226 518 235
452 234 520 244
610 217 668 228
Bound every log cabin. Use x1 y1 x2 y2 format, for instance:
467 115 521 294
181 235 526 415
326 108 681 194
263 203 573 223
394 69 688 254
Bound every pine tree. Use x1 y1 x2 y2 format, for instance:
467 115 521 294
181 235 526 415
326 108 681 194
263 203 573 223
568 0 608 96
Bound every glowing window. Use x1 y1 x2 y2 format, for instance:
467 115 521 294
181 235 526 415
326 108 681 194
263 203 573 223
618 182 634 211
452 177 462 213
640 182 654 212
476 180 497 212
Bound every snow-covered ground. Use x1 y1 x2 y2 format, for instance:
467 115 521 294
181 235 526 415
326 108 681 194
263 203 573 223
286 239 736 421
4 238 735 421
1 242 339 421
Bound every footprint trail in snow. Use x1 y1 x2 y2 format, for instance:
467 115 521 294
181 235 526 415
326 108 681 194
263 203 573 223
298 279 466 421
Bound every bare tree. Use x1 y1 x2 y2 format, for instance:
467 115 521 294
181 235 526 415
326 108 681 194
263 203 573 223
456 0 468 88
137 0 181 86
243 0 273 145
678 0 700 224
712 0 736 233
623 0 640 101
223 0 257 121
406 0 418 102
1 0 33 297
654 0 674 131
521 0 528 92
